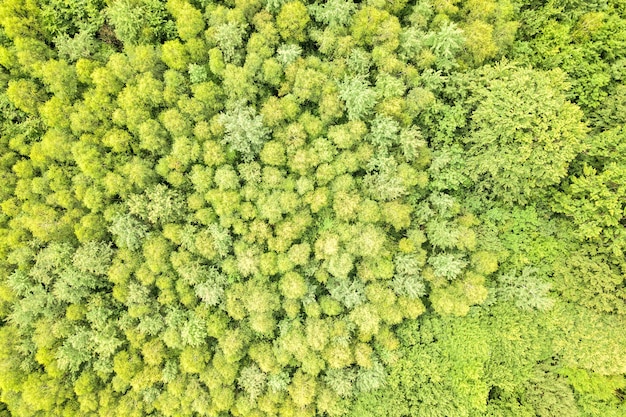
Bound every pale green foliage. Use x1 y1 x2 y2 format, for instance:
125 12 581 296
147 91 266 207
424 22 465 70
53 268 96 302
127 184 186 224
214 165 240 190
56 330 92 373
162 359 178 383
29 242 73 282
7 270 32 297
393 254 426 298
188 63 208 84
137 314 164 335
54 30 97 62
194 271 227 306
338 76 378 121
106 0 174 45
309 0 357 28
426 220 460 249
267 371 290 393
363 158 408 201
428 253 467 281
497 268 555 311
328 278 366 309
398 127 427 163
325 368 356 397
207 224 233 258
109 214 149 251
355 360 386 393
428 192 459 217
181 314 206 346
238 364 267 400
212 22 246 64
219 102 269 161
72 241 114 276
264 0 288 13
346 48 372 75
276 43 302 66
367 115 399 150
399 26 427 61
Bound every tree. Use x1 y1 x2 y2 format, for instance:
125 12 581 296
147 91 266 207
161 39 190 71
218 101 269 161
553 157 626 254
496 268 554 312
109 213 148 251
40 59 79 102
210 22 246 64
309 0 356 28
6 79 46 115
337 76 378 121
452 63 588 204
138 119 169 155
166 0 204 41
238 364 267 401
106 0 144 45
351 6 401 50
54 30 98 63
72 241 114 276
277 2 310 43
288 370 317 407
0 0 44 39
127 184 186 224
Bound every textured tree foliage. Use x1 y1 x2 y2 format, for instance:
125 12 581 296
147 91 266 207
0 0 625 416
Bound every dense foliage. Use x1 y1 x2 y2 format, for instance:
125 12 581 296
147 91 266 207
0 0 625 416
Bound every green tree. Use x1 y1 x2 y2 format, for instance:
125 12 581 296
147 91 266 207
277 2 310 43
6 78 46 115
166 0 204 41
338 76 377 121
40 59 79 102
450 64 588 204
218 101 269 161
161 39 190 71
106 0 144 45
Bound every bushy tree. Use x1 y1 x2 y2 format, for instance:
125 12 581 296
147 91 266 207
496 268 555 312
219 101 269 161
127 184 186 224
6 79 46 115
452 64 588 204
106 0 144 45
338 76 378 121
277 1 310 43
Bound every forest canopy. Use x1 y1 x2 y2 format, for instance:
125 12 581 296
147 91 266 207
0 0 625 416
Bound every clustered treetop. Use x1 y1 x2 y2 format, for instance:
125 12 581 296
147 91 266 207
0 0 625 416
